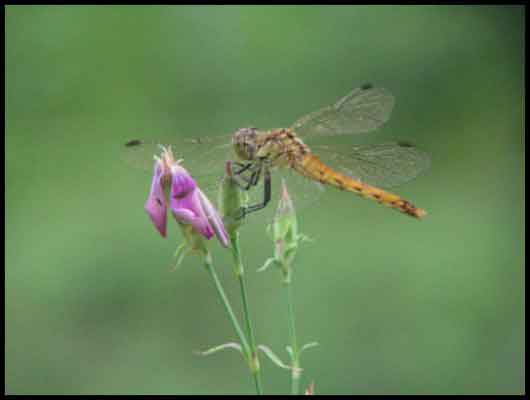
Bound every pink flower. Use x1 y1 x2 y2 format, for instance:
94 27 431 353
144 146 229 248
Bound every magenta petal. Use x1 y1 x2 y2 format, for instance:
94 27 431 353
171 206 214 240
160 161 229 246
170 167 197 199
197 188 229 247
170 190 215 240
144 162 168 237
169 167 215 240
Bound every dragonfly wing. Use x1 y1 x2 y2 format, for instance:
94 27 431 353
122 134 234 199
290 85 395 138
240 165 326 228
311 141 431 189
272 166 326 211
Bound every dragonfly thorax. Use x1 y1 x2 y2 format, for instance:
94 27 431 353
232 127 259 161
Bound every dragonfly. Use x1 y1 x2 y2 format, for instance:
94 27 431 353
124 84 430 220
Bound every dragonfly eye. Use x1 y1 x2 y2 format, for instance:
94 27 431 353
233 127 258 160
234 127 258 138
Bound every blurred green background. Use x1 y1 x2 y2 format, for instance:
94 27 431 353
5 5 524 395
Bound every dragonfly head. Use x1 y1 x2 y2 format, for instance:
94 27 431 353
232 127 258 161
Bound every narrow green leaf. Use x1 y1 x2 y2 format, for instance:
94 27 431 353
257 257 278 273
258 345 302 373
194 342 243 357
300 342 319 357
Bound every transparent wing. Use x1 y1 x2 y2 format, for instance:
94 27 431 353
290 85 395 138
122 134 233 172
311 141 430 189
268 166 326 213
121 134 234 198
240 165 327 227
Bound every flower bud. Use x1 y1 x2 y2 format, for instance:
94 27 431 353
218 161 248 235
261 180 309 282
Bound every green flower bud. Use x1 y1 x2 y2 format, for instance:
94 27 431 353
218 161 248 235
262 180 310 283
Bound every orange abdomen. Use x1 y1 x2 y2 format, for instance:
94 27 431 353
296 154 427 219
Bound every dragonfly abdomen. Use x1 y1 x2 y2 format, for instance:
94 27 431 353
297 154 427 219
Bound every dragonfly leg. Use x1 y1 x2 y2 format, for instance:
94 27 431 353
229 161 261 190
250 164 262 187
239 165 271 217
227 160 272 220
231 161 254 176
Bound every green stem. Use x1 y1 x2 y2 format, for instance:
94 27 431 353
230 232 264 395
284 269 301 395
203 253 252 364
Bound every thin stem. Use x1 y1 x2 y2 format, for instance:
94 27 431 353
230 232 264 395
285 273 301 395
203 253 251 360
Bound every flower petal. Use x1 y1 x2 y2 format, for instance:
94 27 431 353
170 164 197 199
197 188 229 247
144 161 168 237
169 168 216 240
146 151 229 249
171 201 215 240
